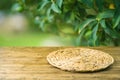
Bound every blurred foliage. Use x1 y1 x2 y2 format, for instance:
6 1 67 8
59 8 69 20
1 0 120 46
0 0 15 11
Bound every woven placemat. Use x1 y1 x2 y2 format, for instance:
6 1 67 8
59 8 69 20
47 48 114 72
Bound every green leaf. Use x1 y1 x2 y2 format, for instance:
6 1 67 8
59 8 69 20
86 9 97 15
51 3 61 13
47 15 54 22
92 24 99 45
81 0 93 8
100 20 107 28
100 20 120 39
85 30 92 39
56 0 63 8
39 20 45 31
76 18 95 46
76 28 87 46
88 23 99 46
89 20 98 27
47 7 52 17
78 18 95 34
96 10 114 20
113 15 120 28
113 6 120 28
95 0 104 11
38 0 50 11
11 3 23 12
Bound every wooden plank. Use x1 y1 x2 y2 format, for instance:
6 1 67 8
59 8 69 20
0 47 120 80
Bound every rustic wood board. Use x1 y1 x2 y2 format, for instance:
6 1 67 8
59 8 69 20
0 47 120 80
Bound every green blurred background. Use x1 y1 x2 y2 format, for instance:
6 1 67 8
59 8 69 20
0 0 120 46
0 0 74 46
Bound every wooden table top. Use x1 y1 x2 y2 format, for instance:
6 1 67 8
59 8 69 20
0 47 120 80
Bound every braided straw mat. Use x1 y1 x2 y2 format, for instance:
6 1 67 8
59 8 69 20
47 48 114 72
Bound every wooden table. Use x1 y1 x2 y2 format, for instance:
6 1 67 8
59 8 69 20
0 47 120 80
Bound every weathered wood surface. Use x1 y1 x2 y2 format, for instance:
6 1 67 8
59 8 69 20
0 47 120 80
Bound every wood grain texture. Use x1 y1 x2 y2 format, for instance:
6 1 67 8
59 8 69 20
0 47 120 80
